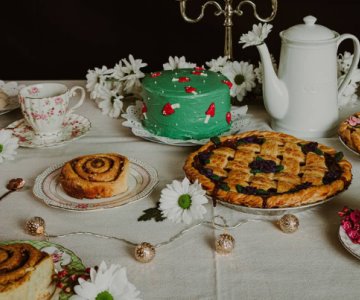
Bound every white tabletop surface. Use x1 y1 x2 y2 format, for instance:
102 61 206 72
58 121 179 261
1 80 360 300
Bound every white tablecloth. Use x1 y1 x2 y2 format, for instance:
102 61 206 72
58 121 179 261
1 81 360 300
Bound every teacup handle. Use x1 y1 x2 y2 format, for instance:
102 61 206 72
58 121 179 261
337 34 360 97
67 86 86 115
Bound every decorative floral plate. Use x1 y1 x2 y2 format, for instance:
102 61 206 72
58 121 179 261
121 100 251 146
338 226 360 260
33 158 159 212
6 114 91 148
0 239 85 300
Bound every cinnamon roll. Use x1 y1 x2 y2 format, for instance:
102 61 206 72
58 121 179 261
59 153 130 199
0 243 55 300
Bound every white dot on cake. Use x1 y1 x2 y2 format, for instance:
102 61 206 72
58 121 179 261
174 85 177 88
175 123 178 126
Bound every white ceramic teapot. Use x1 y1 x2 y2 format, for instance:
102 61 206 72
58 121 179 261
257 15 360 137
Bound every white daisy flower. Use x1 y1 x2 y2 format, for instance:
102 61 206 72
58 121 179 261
0 130 18 163
221 61 256 102
70 261 141 300
120 54 147 94
239 23 273 48
205 56 229 73
254 54 277 84
0 81 25 97
338 51 354 75
163 56 196 71
338 69 360 106
159 178 208 225
96 86 124 118
86 66 114 96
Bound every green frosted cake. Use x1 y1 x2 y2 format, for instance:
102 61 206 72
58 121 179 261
141 68 232 140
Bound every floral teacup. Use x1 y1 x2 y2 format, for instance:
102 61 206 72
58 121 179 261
19 83 85 143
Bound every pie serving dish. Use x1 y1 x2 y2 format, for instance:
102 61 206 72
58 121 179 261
184 131 352 214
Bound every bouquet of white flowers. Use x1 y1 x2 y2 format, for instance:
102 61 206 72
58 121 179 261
86 24 360 118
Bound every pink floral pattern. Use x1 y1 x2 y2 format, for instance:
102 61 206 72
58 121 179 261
6 114 90 148
347 115 360 127
339 206 360 244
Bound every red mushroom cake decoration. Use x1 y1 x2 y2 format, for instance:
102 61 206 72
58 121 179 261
162 102 181 116
204 103 215 124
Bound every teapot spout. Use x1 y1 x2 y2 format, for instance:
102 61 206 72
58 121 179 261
256 43 288 120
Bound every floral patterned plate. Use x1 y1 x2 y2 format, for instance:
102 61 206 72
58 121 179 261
0 239 85 300
121 100 251 146
6 114 91 148
33 158 159 212
338 226 360 260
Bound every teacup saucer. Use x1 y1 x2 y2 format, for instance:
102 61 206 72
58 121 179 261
6 114 91 148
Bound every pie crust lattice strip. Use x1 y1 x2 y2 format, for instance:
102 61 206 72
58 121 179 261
184 131 352 208
338 112 360 154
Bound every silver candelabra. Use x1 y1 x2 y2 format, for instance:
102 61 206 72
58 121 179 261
177 0 278 60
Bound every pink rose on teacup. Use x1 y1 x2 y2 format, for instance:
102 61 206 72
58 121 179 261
347 115 360 126
54 97 63 105
29 87 39 95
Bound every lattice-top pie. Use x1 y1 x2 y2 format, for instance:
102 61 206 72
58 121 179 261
183 131 352 208
338 112 360 154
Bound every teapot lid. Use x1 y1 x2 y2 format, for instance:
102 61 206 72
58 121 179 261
281 16 336 42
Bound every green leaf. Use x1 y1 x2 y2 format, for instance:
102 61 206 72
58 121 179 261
138 203 166 222
314 148 324 155
236 140 245 146
255 156 264 161
0 144 3 153
219 183 230 191
255 189 269 195
335 152 344 162
236 184 243 193
250 169 262 174
275 165 284 173
210 136 221 146
211 174 220 181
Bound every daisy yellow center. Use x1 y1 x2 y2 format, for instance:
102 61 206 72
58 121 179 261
0 144 3 153
96 291 113 300
178 194 192 209
234 74 245 85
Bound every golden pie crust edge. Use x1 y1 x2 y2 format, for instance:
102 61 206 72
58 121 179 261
338 112 360 153
60 153 129 199
183 130 352 208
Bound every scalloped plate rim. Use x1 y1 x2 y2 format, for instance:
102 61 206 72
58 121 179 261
6 114 91 148
121 104 251 147
33 157 159 212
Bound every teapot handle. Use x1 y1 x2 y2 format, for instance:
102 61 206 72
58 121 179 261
337 34 360 97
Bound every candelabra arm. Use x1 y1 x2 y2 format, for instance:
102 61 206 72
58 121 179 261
178 0 224 24
235 0 278 22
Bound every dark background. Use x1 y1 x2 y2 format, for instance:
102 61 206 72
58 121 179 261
1 0 360 80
